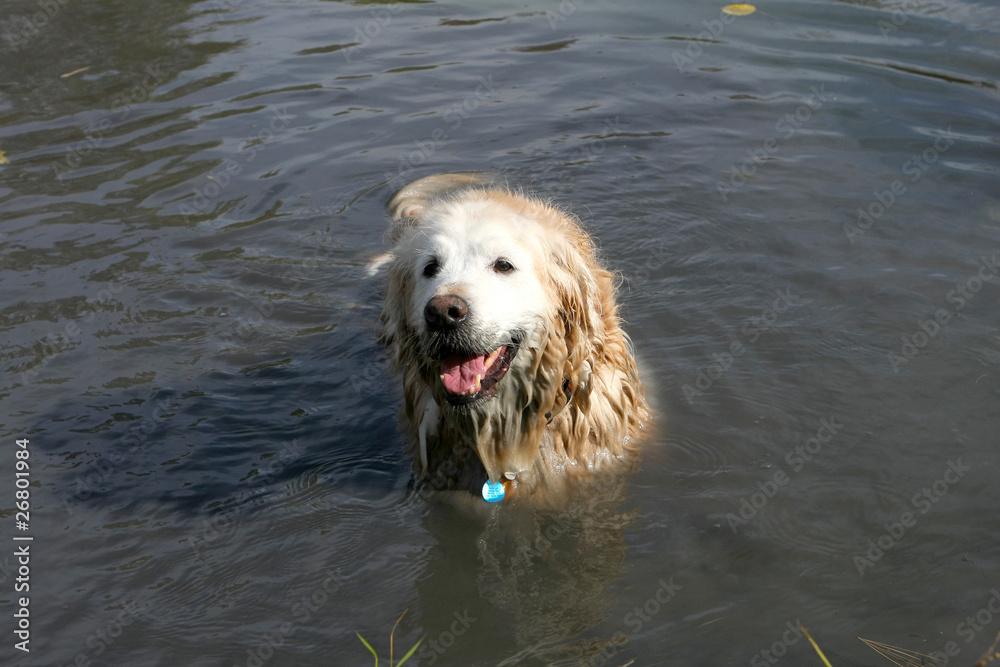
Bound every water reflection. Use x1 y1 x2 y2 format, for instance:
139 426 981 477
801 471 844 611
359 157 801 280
416 474 638 665
1 0 999 664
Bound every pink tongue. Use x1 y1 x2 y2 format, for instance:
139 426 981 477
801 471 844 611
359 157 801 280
440 353 487 394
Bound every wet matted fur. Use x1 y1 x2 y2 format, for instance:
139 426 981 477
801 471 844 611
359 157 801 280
376 173 648 505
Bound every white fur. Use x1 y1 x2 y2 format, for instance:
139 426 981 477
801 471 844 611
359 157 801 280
400 196 553 349
379 174 648 503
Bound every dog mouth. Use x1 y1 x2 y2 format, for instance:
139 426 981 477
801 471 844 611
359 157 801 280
438 341 519 405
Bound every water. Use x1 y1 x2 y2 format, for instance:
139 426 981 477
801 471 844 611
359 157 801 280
1 0 999 664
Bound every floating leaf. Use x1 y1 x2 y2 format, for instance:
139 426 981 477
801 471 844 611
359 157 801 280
0 150 8 165
722 3 757 15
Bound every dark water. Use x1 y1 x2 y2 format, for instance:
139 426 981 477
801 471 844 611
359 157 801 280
2 0 999 665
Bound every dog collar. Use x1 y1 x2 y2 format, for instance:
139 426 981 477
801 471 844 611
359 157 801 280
482 472 519 503
486 378 576 501
482 480 505 502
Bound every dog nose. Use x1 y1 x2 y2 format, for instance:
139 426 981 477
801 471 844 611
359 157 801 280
424 294 468 330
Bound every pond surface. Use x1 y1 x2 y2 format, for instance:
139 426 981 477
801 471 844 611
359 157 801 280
2 0 999 665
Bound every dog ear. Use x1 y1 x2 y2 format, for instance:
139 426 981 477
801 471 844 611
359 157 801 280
386 172 485 240
546 224 619 396
544 220 642 458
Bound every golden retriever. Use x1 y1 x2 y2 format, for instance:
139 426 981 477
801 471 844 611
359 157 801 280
376 173 648 505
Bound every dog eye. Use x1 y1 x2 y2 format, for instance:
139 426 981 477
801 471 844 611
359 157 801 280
493 258 515 274
422 259 440 278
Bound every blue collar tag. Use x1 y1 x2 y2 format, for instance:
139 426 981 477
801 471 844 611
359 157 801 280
482 480 505 503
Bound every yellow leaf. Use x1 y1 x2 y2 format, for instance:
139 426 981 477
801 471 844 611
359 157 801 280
0 150 8 165
722 3 757 15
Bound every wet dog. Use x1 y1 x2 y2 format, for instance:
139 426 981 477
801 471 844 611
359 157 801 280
375 173 648 505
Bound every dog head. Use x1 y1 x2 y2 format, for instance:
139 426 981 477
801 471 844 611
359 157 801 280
381 185 617 480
